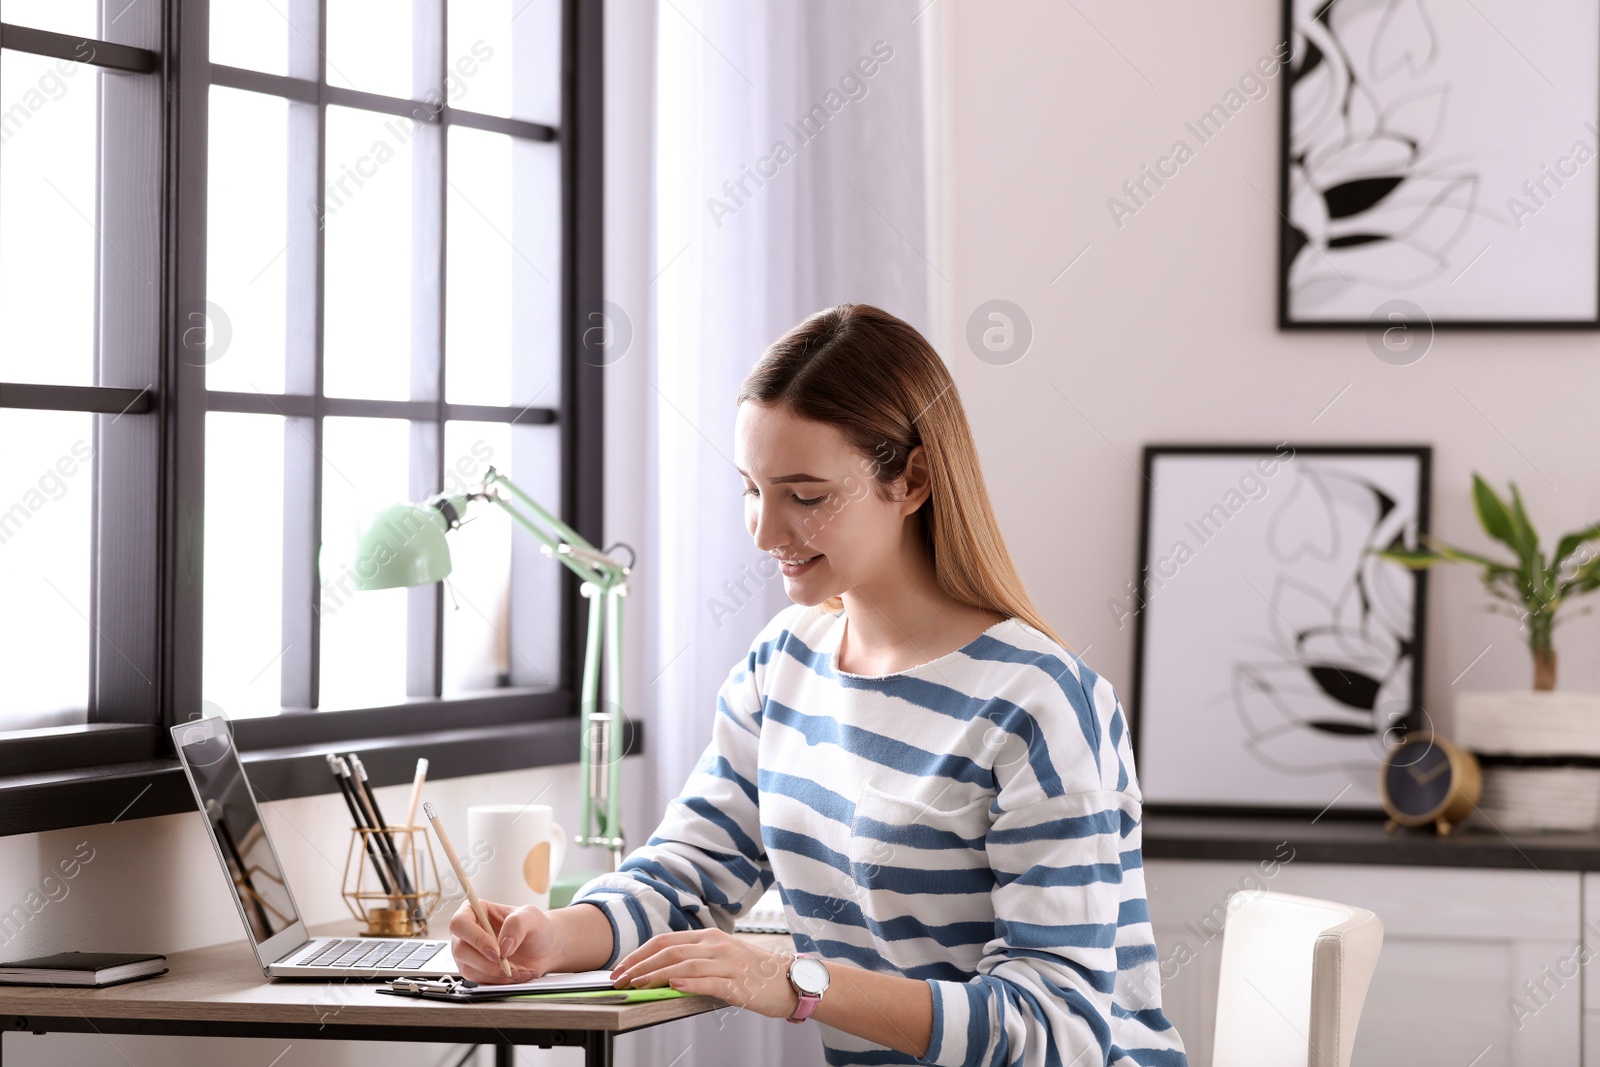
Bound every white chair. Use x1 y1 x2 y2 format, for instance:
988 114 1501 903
1211 890 1385 1067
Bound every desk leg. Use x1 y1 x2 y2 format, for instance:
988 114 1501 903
582 1031 613 1067
491 1039 610 1067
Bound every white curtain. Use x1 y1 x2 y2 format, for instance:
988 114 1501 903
615 4 931 1066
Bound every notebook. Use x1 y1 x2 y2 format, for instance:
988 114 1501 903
0 951 168 987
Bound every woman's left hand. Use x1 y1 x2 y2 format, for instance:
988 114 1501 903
610 928 800 1018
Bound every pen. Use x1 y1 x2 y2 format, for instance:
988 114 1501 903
328 754 394 896
349 753 422 921
347 753 416 905
396 757 429 866
338 755 402 905
424 801 514 978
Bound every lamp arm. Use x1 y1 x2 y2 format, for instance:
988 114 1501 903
578 567 605 845
487 494 594 582
482 470 627 587
485 469 584 542
475 468 627 867
604 584 625 865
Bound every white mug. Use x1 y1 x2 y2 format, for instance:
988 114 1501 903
467 804 568 910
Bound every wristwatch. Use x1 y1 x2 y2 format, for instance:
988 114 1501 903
785 953 830 1023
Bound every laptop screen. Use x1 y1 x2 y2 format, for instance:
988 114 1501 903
173 722 301 946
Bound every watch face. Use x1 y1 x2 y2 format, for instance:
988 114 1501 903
791 956 829 995
1384 738 1452 817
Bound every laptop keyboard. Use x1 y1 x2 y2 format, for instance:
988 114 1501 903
300 939 443 970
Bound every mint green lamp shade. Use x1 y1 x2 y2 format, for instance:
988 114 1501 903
345 498 464 591
333 471 631 889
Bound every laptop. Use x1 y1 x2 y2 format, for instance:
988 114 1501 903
171 716 456 979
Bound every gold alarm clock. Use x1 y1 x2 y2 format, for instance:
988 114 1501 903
1377 731 1481 835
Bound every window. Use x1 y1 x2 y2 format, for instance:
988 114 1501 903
0 8 163 752
0 0 606 837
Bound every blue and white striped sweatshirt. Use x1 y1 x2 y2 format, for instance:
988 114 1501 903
572 603 1189 1067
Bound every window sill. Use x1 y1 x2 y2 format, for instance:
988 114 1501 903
0 716 643 838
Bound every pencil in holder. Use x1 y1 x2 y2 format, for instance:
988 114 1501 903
340 824 441 937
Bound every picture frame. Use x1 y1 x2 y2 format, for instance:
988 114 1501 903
1277 0 1600 328
1127 444 1432 817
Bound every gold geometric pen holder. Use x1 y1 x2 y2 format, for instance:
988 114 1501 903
340 825 442 937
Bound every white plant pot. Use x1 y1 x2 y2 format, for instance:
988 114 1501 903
1456 690 1600 833
1473 766 1600 833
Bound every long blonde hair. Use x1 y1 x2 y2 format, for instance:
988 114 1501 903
737 303 1067 649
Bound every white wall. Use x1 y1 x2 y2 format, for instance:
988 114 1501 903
924 0 1600 727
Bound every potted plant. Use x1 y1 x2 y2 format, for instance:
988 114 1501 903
1374 475 1600 831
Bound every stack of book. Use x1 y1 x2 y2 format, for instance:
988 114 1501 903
0 951 167 987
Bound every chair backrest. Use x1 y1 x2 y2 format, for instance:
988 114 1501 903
1211 890 1384 1067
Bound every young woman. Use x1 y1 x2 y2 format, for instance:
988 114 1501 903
450 305 1189 1066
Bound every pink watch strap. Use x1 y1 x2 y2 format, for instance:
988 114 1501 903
786 990 820 1024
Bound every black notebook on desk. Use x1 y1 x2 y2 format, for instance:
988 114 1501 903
0 951 168 987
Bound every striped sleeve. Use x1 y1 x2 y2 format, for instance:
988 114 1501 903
915 677 1152 1067
568 620 781 969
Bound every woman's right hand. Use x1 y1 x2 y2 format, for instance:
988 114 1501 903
448 899 558 983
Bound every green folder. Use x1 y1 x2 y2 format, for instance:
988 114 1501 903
511 986 691 1004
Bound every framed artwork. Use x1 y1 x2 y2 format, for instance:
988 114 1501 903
1279 0 1600 327
1128 445 1432 817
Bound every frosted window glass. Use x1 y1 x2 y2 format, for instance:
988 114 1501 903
210 0 291 76
323 107 414 401
0 50 97 386
326 0 412 99
447 0 559 125
0 0 96 38
318 417 410 709
0 410 92 730
441 422 511 694
202 412 286 718
207 87 289 394
445 129 560 407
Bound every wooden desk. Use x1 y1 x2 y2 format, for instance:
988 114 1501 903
0 931 766 1067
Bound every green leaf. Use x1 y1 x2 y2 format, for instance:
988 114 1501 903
1369 547 1445 568
1562 553 1600 596
1580 554 1600 582
1531 548 1554 604
1421 536 1518 575
1552 520 1600 570
1472 474 1517 548
1506 481 1541 567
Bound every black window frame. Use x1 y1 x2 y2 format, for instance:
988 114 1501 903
0 0 618 839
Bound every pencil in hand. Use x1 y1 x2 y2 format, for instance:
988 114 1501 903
424 801 514 978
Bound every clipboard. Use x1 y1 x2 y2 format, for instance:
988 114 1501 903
377 973 690 1004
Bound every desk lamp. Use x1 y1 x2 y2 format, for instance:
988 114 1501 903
341 466 630 907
